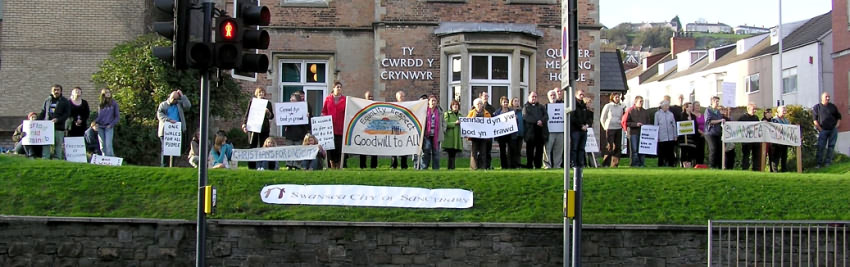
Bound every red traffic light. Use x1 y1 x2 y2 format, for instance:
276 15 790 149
218 18 238 42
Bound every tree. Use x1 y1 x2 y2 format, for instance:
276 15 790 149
632 26 674 48
92 34 248 165
603 23 634 46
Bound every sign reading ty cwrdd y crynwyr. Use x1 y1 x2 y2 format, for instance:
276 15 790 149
459 111 518 139
260 184 473 209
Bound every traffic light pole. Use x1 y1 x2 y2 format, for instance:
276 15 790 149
196 2 214 267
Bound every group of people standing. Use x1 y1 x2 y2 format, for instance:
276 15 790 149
13 84 119 160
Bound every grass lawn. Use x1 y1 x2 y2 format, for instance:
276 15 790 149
0 154 848 225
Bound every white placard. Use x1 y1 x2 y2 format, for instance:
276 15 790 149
162 122 182 156
342 98 428 156
232 145 321 162
274 102 309 126
63 137 87 163
90 154 123 166
677 120 696 135
547 104 565 133
721 82 736 107
246 98 269 133
260 184 474 209
459 111 519 139
22 120 54 145
621 130 628 155
311 116 335 150
585 128 600 153
722 121 801 146
639 125 659 155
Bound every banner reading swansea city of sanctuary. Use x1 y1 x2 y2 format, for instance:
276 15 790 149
722 121 801 147
343 97 427 156
260 184 473 209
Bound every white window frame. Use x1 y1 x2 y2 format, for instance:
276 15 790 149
278 59 329 131
448 55 462 103
782 67 798 94
468 53 512 106
746 73 760 94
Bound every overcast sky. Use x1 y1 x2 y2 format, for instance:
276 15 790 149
600 0 833 29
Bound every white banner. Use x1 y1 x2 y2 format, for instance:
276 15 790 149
246 98 269 133
677 120 696 135
585 128 600 153
232 145 320 162
311 116 335 150
162 122 182 156
274 102 309 126
260 184 473 209
722 121 801 146
343 98 427 156
639 125 658 155
22 120 54 145
63 137 87 163
547 104 565 133
91 154 123 166
721 82 736 107
621 130 628 155
459 111 519 139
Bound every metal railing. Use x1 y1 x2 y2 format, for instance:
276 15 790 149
708 220 849 266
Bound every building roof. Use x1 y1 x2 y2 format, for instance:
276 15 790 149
754 11 832 57
434 22 544 37
600 51 628 91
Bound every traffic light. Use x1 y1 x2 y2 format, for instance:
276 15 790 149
213 17 241 69
235 0 270 73
151 0 190 70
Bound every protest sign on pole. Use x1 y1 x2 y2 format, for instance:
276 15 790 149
91 154 123 166
311 116 335 150
246 98 269 133
639 125 658 155
547 104 565 133
722 121 801 146
232 145 320 162
677 120 696 135
22 120 54 145
458 111 519 139
260 184 474 209
274 102 309 126
722 82 736 107
162 122 182 156
342 97 427 156
64 137 87 163
585 128 600 153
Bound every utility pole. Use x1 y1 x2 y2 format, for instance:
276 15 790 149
196 1 214 266
561 0 580 266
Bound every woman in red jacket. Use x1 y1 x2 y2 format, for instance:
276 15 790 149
321 82 346 169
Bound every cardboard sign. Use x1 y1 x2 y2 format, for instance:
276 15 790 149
22 120 54 145
64 137 87 163
311 116 335 150
547 104 565 133
274 102 309 126
677 120 696 135
91 154 123 166
621 130 628 155
585 128 600 153
459 111 519 139
246 98 269 133
161 122 182 157
342 98 429 156
639 125 658 155
722 82 736 107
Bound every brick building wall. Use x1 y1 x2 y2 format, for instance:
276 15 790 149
833 0 850 133
0 0 147 125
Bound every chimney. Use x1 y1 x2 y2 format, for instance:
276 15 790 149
670 32 696 59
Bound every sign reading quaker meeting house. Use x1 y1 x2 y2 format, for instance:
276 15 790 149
722 121 801 147
343 98 427 156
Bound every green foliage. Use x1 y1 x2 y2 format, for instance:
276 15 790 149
631 26 673 48
91 34 248 165
2 155 848 225
784 105 818 168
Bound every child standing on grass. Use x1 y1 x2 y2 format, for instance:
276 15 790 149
301 134 325 171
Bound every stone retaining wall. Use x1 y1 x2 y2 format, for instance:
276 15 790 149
0 216 707 266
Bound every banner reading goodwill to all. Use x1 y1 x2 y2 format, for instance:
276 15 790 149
722 121 801 147
343 97 427 156
260 184 473 209
459 111 518 139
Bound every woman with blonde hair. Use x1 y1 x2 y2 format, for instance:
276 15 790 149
301 134 326 170
242 87 274 169
467 98 492 170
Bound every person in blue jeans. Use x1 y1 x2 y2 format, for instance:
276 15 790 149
812 92 842 168
626 96 650 167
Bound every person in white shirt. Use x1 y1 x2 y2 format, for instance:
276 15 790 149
599 93 624 167
654 100 677 167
